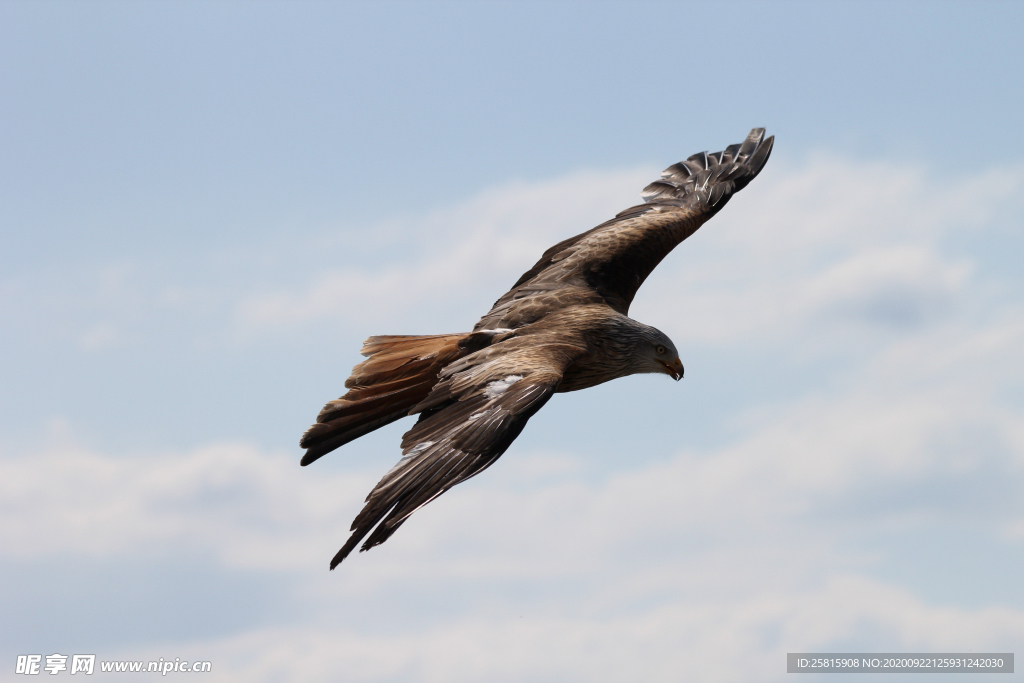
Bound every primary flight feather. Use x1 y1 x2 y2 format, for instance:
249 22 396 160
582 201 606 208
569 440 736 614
301 128 774 569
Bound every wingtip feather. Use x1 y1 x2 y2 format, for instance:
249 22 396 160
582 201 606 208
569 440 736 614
642 128 774 208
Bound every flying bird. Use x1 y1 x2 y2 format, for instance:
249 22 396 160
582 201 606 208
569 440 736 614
301 128 774 569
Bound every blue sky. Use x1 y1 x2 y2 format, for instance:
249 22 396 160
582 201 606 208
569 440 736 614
2 2 1023 681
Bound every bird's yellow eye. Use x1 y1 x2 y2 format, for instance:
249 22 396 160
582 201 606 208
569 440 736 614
656 345 667 355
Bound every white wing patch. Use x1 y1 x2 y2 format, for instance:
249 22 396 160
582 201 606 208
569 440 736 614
383 440 436 481
483 374 523 399
406 441 434 458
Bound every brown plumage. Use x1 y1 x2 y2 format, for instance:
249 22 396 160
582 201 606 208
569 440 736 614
301 128 774 568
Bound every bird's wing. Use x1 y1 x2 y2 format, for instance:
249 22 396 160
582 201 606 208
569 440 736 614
329 335 585 568
475 128 773 328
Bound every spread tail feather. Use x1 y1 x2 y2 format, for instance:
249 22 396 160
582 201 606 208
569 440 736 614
300 333 470 466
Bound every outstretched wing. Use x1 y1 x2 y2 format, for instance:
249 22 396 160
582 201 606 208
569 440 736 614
475 128 773 329
329 336 584 568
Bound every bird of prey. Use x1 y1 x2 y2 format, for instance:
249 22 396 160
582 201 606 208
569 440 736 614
301 128 774 569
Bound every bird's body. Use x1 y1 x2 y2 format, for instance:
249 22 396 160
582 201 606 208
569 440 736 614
301 129 774 568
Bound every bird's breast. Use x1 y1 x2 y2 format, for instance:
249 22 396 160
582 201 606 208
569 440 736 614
557 347 634 393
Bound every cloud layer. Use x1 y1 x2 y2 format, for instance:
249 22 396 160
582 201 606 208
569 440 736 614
2 154 1023 682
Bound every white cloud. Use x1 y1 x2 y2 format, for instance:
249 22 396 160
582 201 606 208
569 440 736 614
0 443 364 571
633 157 1020 348
230 154 1022 365
3 288 1022 680
114 576 1024 683
2 156 1018 359
233 168 651 330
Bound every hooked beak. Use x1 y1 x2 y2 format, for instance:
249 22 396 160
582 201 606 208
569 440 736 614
659 358 684 381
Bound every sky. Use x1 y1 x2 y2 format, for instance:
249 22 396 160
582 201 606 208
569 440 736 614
1 1 1023 681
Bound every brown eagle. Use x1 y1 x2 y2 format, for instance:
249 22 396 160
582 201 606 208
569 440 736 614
301 128 774 568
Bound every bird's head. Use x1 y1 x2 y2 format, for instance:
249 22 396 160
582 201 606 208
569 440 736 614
632 325 684 381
